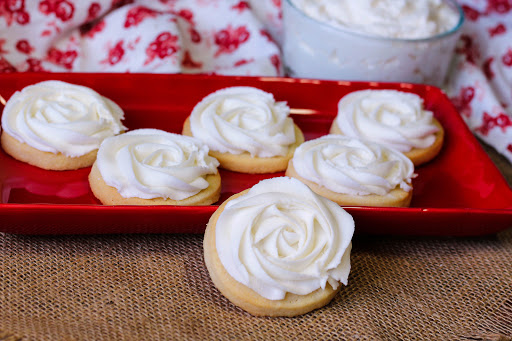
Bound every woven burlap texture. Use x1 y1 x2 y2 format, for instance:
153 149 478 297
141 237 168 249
1 228 511 341
1 142 511 341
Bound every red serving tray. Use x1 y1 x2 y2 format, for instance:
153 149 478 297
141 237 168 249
0 73 511 236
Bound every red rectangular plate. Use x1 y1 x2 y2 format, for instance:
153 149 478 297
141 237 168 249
0 73 511 236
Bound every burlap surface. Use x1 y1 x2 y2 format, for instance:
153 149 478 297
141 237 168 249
0 143 511 341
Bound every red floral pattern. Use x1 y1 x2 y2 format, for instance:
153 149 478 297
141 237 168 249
46 47 77 69
0 56 15 72
462 5 481 21
0 38 7 53
15 39 33 54
272 0 281 18
1 0 281 76
502 48 512 66
188 28 201 43
451 86 476 118
456 35 479 64
144 31 179 65
270 53 280 74
86 2 101 21
489 23 506 37
214 25 249 57
449 1 512 162
0 0 30 26
25 58 47 72
102 40 124 65
234 58 253 66
486 0 512 14
231 1 250 12
39 0 75 22
176 8 193 24
476 112 512 135
124 6 157 28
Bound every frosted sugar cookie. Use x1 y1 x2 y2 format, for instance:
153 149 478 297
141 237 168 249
330 89 444 166
89 129 221 206
204 177 354 317
182 86 304 173
1 80 125 170
286 135 415 207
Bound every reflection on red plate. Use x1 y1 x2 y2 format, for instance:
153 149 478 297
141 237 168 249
0 73 511 236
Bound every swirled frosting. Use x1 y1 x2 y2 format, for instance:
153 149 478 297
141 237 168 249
96 129 220 201
333 90 439 153
291 0 460 39
189 86 297 157
292 135 415 196
216 177 354 300
1 80 126 157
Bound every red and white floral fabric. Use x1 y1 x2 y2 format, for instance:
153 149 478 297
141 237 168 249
0 0 282 75
0 0 511 163
447 0 512 163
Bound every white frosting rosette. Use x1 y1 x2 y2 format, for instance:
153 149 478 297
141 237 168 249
189 86 297 157
1 80 126 157
215 177 354 300
96 129 220 201
291 135 415 196
333 89 440 153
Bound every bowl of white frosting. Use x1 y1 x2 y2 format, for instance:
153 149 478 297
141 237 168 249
282 0 464 86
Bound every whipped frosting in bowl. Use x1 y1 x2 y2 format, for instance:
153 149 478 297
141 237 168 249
188 86 297 158
214 176 354 301
331 89 440 153
282 0 464 85
290 135 415 196
1 80 126 157
291 0 460 39
96 129 220 201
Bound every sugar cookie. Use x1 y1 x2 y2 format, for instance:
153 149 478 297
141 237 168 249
1 80 125 170
182 86 304 173
204 177 354 316
330 89 443 166
89 129 221 206
286 135 415 207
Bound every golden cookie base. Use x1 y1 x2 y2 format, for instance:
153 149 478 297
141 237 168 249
88 162 221 206
1 131 97 170
182 117 304 174
286 161 413 207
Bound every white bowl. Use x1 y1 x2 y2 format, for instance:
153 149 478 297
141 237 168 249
281 0 465 86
